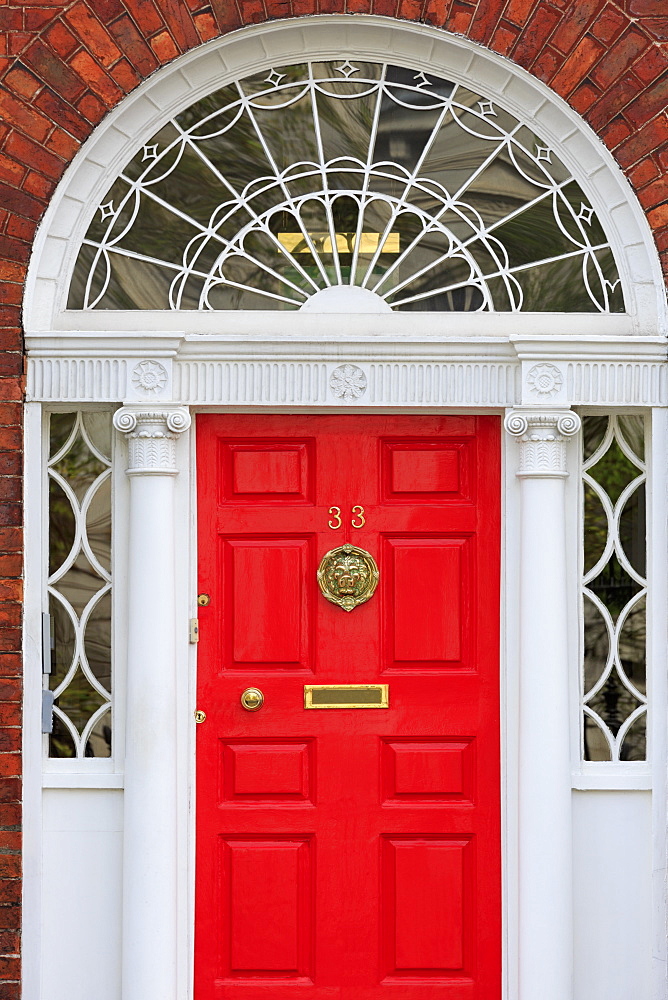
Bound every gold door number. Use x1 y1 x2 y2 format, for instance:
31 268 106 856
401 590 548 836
328 505 365 529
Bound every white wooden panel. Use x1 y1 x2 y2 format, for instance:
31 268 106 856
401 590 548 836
573 790 652 1000
41 789 122 1000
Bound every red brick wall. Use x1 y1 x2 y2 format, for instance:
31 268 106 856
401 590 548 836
1 1 667 993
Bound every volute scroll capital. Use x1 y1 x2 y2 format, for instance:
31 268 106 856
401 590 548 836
504 409 581 479
113 406 192 475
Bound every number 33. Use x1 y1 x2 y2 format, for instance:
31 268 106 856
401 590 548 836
328 505 366 529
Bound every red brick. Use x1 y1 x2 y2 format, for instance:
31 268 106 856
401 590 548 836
490 23 520 55
7 33 32 58
3 65 41 100
108 57 141 92
0 781 19 805
468 0 506 43
600 114 635 149
629 157 660 188
0 10 23 31
87 0 126 20
44 20 79 59
5 132 63 180
632 44 668 86
34 87 90 142
550 0 605 54
532 45 564 83
0 957 20 981
154 0 200 50
108 14 159 75
23 164 55 195
624 75 668 128
648 202 668 229
590 4 626 45
0 310 21 331
0 532 20 554
590 28 651 89
0 757 20 779
193 10 217 40
512 5 561 69
45 127 81 161
638 175 668 210
124 0 166 35
504 0 539 26
69 51 124 106
0 904 21 929
76 92 108 125
149 29 180 62
0 158 25 188
0 91 51 142
445 1 474 33
24 7 60 30
0 932 19 956
551 35 605 96
0 982 20 1000
23 39 86 102
0 181 42 222
64 3 122 67
587 73 644 130
208 0 243 31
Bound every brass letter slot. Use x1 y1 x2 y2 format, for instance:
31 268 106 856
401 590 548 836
304 684 389 709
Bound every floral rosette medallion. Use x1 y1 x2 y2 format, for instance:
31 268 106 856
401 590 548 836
317 544 379 612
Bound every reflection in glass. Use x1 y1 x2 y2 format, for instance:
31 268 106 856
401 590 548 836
68 61 623 314
581 415 646 761
47 412 112 758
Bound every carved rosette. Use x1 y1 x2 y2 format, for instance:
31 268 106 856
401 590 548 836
504 410 581 478
113 408 191 475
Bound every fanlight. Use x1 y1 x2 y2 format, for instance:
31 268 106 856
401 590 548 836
69 61 623 313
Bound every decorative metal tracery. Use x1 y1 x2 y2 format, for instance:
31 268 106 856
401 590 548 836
69 61 623 313
47 412 112 758
581 415 646 762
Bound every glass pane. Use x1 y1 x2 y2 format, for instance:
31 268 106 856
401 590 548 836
584 713 612 762
68 62 623 313
620 712 646 762
587 435 641 505
583 415 609 462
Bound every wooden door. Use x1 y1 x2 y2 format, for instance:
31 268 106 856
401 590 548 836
195 415 500 999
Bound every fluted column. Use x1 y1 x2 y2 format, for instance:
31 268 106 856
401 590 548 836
505 409 580 1000
113 407 191 1000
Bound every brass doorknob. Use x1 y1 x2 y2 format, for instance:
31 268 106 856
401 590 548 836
240 687 264 712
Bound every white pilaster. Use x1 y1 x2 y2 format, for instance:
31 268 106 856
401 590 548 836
113 407 191 1000
505 409 580 1000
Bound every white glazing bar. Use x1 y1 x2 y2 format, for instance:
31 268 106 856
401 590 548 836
113 407 191 1000
505 408 580 1000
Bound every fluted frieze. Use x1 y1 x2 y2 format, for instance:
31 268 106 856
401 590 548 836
113 408 191 475
505 410 581 478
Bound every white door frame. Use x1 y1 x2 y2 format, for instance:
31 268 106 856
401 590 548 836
21 15 667 1000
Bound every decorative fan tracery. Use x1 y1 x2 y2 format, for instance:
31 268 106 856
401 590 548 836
69 61 623 313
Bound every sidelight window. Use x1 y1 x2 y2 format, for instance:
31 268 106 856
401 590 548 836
581 415 647 762
45 411 113 758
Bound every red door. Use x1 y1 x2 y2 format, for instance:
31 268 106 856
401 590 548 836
195 415 500 999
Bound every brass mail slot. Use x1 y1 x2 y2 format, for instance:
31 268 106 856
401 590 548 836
304 684 389 709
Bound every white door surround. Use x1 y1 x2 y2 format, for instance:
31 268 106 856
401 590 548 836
22 16 667 1000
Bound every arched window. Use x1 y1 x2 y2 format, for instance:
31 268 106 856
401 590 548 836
68 60 623 314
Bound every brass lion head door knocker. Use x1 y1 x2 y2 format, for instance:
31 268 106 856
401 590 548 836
317 544 379 612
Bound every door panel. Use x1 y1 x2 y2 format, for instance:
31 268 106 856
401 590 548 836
196 415 500 999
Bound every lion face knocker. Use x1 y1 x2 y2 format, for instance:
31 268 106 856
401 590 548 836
317 544 379 612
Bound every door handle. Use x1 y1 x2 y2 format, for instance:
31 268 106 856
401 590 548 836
240 687 264 712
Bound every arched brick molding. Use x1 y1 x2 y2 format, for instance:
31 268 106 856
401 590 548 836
2 3 668 997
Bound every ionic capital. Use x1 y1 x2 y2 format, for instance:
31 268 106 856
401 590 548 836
113 407 191 475
504 409 581 478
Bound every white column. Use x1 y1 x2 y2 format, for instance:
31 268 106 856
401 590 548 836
113 407 191 1000
505 409 580 1000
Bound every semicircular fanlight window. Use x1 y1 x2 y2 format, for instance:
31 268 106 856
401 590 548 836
68 61 624 313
